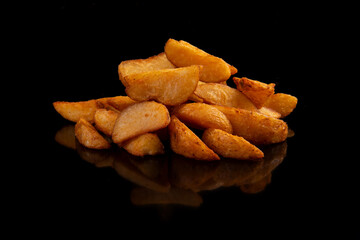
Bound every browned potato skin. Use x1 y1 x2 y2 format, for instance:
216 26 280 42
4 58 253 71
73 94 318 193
118 52 175 87
112 101 170 145
123 133 165 156
193 83 258 111
124 65 200 106
214 105 288 145
173 103 232 133
168 116 220 161
164 39 232 83
75 118 111 149
202 128 264 160
94 109 119 136
233 77 275 109
263 93 298 118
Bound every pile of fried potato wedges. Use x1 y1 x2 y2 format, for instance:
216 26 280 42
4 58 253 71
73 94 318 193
53 39 297 161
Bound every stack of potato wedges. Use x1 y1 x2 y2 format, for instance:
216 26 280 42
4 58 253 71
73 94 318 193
53 38 297 161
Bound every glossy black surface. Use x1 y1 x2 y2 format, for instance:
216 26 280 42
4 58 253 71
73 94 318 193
27 1 357 238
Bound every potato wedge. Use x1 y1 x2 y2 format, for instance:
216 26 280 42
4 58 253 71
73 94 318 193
123 133 165 156
202 128 264 160
168 116 220 161
75 118 111 149
263 93 298 118
94 109 119 136
173 103 232 133
118 52 175 87
53 96 135 123
214 105 288 145
233 77 275 109
96 96 137 112
53 99 99 123
164 39 232 83
112 101 170 145
124 65 200 106
193 83 257 111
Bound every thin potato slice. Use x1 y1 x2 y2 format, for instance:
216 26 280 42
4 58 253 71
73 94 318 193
94 109 119 136
164 39 232 83
202 128 264 160
193 83 257 111
124 65 200 106
75 118 111 149
263 93 298 118
118 52 175 87
233 77 275 109
169 116 220 161
53 100 98 123
214 105 288 145
123 133 165 156
112 101 170 145
173 103 232 133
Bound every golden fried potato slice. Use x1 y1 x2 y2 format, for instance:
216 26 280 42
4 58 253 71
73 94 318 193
94 109 119 136
112 101 170 145
173 103 232 133
53 99 98 123
168 116 220 161
123 133 165 156
202 128 264 160
193 83 257 111
233 77 275 109
164 39 232 83
263 93 298 118
258 107 281 119
214 105 288 145
124 65 200 106
75 118 111 149
118 52 175 87
96 96 137 112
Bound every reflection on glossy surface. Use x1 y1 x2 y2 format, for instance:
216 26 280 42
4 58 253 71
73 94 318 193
55 125 288 207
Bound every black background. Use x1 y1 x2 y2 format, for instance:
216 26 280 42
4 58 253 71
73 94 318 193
17 1 357 238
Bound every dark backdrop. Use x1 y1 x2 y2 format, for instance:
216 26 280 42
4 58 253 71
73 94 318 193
19 1 356 238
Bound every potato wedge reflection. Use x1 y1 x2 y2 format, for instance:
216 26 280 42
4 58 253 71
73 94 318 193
54 125 76 150
131 187 202 207
169 153 219 191
112 149 170 192
75 140 114 168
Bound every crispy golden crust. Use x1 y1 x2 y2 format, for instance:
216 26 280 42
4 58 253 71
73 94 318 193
193 83 257 111
118 52 175 87
75 118 111 149
168 116 220 161
173 102 232 133
263 93 298 118
214 105 288 145
53 100 98 123
123 133 165 156
202 128 264 160
233 77 275 109
165 39 232 83
94 109 119 136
